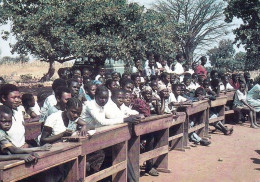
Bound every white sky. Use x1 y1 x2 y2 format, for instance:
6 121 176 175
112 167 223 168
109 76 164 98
0 0 244 60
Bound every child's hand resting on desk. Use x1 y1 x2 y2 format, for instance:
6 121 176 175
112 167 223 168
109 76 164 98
124 115 141 124
40 144 52 151
20 154 37 163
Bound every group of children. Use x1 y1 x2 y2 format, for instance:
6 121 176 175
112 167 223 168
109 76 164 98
0 52 259 181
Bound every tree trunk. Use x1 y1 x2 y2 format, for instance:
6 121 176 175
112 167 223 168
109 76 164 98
40 60 55 82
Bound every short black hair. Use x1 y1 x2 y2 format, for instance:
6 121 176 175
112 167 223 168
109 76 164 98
111 89 125 98
0 84 19 102
66 78 79 87
184 73 192 79
52 79 67 91
84 82 95 92
21 93 34 108
131 73 140 81
121 79 134 89
176 53 184 61
210 70 218 78
37 91 49 103
211 79 220 88
195 87 205 96
0 105 12 116
58 68 65 77
105 79 115 89
66 98 82 109
160 72 169 80
96 85 109 96
54 86 71 99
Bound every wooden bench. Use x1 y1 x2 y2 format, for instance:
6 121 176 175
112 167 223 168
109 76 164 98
128 114 172 180
0 142 81 182
206 96 227 135
64 123 131 182
177 100 209 147
168 112 186 151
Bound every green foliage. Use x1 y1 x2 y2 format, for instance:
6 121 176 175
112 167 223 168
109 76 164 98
0 0 175 66
154 0 229 61
0 55 29 64
207 39 247 72
224 0 260 69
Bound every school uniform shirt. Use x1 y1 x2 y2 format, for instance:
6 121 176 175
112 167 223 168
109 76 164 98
162 65 171 73
120 103 139 117
81 100 124 128
40 94 57 122
46 105 59 118
189 82 200 91
173 62 184 75
28 102 41 116
169 93 187 103
44 111 77 136
106 101 139 119
0 129 13 153
7 106 25 147
233 90 247 107
220 82 234 91
132 66 138 73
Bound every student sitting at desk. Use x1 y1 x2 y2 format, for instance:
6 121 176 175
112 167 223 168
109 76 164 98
0 105 51 162
21 93 41 119
233 82 259 128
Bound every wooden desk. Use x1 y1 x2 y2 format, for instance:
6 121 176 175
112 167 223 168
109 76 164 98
128 114 172 180
206 96 227 135
168 112 186 150
64 123 131 182
177 100 209 147
0 142 81 182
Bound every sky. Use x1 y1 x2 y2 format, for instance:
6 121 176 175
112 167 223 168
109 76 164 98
0 0 244 59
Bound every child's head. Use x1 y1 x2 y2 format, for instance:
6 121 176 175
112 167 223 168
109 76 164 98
131 73 141 87
148 59 155 68
22 93 35 109
37 91 49 108
211 79 220 92
170 74 180 85
210 70 219 80
160 72 170 85
55 86 72 109
0 105 12 131
98 66 105 76
58 68 70 80
150 80 158 92
65 98 82 121
98 77 106 85
244 72 251 82
176 53 184 63
52 79 67 91
179 84 186 96
95 86 109 107
172 84 181 96
192 73 198 82
158 85 169 99
84 82 97 99
82 68 92 79
239 82 246 92
111 72 121 82
183 77 191 87
134 58 142 68
121 79 134 92
200 56 207 66
146 51 154 61
142 86 153 102
203 80 210 92
124 91 133 107
183 61 191 71
122 72 131 80
111 89 125 108
105 79 119 91
195 87 205 98
167 57 174 66
221 74 229 84
232 73 239 82
72 69 82 77
67 78 80 97
198 75 205 85
0 84 21 110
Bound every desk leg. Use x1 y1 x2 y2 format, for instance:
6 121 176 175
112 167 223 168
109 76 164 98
78 155 86 180
64 158 78 182
154 129 169 172
198 110 206 138
112 142 127 182
169 123 184 151
128 135 140 181
205 108 210 137
183 117 189 147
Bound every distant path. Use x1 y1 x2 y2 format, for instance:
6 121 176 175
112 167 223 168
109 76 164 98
140 123 260 182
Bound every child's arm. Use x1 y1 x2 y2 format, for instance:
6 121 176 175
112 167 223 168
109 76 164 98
77 118 95 136
241 99 255 111
40 126 68 145
0 154 37 162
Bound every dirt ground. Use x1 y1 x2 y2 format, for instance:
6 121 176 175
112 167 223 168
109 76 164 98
140 123 260 182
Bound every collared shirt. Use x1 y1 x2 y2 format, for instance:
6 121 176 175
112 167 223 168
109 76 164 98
173 62 184 75
40 94 57 122
7 106 25 147
81 100 124 128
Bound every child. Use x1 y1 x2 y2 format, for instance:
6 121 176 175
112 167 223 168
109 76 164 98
0 105 51 162
40 98 89 145
233 82 258 128
158 72 172 93
95 66 105 81
37 91 49 108
67 78 80 98
22 93 41 119
58 68 70 80
144 59 157 79
111 71 121 85
105 79 119 97
132 58 143 74
47 86 72 117
150 80 160 101
247 80 260 119
220 74 234 92
83 82 97 101
121 79 134 93
72 68 82 77
131 73 141 98
230 73 240 90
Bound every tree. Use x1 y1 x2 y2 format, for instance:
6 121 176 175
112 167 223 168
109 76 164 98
224 0 260 69
153 0 230 62
0 0 174 80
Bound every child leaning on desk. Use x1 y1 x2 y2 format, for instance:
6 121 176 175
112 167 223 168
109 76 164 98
0 105 51 163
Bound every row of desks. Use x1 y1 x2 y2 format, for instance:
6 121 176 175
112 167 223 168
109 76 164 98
1 92 235 182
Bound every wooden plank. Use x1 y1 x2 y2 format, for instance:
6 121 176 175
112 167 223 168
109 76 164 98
128 135 140 180
84 161 127 182
139 146 168 165
186 102 209 115
188 123 205 133
168 133 184 141
112 142 127 182
209 116 225 124
134 116 172 136
210 96 227 107
225 110 234 115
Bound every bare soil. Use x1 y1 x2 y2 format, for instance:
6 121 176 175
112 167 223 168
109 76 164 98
140 123 260 182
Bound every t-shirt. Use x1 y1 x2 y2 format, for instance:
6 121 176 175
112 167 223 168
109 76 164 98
44 111 77 136
0 129 13 153
7 106 25 147
28 102 41 116
173 62 184 75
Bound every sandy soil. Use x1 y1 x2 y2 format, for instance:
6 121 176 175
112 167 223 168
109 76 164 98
140 123 260 182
